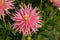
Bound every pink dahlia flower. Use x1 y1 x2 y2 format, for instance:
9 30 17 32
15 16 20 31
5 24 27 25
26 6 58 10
50 0 60 8
0 0 14 19
11 4 42 36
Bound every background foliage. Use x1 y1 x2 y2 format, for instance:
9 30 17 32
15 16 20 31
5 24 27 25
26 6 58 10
0 0 60 40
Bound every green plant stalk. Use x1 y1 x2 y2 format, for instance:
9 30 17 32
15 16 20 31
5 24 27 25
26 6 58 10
40 0 42 10
2 18 7 30
27 35 31 40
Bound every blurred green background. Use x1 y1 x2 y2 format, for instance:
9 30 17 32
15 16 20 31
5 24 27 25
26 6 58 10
0 0 60 40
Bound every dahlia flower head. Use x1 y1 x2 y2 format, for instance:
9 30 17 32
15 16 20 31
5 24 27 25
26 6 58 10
0 0 14 19
50 0 60 8
11 4 42 36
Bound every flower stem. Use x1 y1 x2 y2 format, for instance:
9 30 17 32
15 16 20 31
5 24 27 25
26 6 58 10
27 35 31 40
2 18 6 30
40 0 42 10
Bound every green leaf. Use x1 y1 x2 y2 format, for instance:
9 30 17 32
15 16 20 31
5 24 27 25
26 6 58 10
22 36 26 40
6 37 13 40
0 28 7 40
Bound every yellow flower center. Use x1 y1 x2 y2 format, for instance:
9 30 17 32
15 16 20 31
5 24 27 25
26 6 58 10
53 0 57 3
24 15 30 22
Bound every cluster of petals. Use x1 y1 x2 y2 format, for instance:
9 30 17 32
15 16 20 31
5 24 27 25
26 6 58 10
0 0 14 19
11 4 42 36
50 0 60 8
